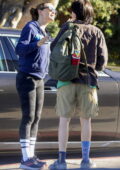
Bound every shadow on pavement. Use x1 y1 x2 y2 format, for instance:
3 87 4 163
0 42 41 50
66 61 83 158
2 168 120 170
67 168 120 170
67 169 120 170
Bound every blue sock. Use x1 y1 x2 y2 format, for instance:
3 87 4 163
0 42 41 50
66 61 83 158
58 151 66 163
81 141 91 162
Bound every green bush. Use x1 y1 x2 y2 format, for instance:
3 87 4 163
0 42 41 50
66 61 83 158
47 21 60 38
48 0 120 65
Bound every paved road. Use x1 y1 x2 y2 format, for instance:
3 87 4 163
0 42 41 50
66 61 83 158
0 149 120 170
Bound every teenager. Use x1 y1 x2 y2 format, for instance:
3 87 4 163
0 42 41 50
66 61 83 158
49 0 108 169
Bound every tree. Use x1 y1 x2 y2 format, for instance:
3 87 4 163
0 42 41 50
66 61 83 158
91 0 120 63
0 0 59 28
0 0 119 63
0 0 25 28
53 0 120 64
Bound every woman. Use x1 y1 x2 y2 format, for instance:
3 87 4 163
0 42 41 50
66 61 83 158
49 0 108 169
16 2 56 170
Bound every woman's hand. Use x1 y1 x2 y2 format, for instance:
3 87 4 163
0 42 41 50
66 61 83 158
37 36 49 46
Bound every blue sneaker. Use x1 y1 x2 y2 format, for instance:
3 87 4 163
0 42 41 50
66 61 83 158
20 158 44 170
80 159 96 168
49 160 67 170
32 156 47 168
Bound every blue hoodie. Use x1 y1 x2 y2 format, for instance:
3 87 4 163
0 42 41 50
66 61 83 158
15 21 50 79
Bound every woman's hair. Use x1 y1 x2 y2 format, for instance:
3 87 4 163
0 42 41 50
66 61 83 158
30 3 46 21
71 0 94 24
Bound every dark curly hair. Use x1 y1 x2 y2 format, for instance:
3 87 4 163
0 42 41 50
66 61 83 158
71 0 94 24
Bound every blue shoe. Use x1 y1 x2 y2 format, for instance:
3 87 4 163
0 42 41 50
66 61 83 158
49 160 67 170
20 158 43 170
80 159 96 168
32 156 47 168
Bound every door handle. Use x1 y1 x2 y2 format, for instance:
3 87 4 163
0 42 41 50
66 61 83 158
44 86 57 91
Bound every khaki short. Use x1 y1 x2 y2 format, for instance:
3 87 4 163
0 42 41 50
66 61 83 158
56 84 99 118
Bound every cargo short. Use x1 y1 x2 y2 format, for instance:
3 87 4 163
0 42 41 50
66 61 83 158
56 83 99 118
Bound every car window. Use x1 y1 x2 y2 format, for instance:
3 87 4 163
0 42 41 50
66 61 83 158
5 36 20 71
0 40 8 71
8 37 19 47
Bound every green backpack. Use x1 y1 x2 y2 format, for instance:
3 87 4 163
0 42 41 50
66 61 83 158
49 22 87 81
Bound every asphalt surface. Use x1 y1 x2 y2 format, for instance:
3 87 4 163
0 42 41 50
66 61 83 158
0 149 120 170
0 158 120 170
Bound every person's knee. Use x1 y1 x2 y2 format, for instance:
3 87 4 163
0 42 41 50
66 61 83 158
34 115 41 124
22 114 34 125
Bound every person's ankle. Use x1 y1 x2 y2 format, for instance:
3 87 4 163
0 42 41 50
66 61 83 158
82 158 90 162
58 159 66 163
58 151 66 163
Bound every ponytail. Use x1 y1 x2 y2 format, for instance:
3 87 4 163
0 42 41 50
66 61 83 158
30 8 39 21
30 3 45 21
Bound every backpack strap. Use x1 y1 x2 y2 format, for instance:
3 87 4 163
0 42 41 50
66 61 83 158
81 44 89 85
68 22 89 85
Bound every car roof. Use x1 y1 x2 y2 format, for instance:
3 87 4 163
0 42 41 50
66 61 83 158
0 28 21 36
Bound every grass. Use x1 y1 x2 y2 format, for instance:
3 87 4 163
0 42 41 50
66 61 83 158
107 64 120 72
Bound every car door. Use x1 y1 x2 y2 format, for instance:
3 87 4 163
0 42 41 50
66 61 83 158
92 72 119 141
0 35 58 143
39 78 58 141
69 71 119 142
37 70 120 142
0 36 21 142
